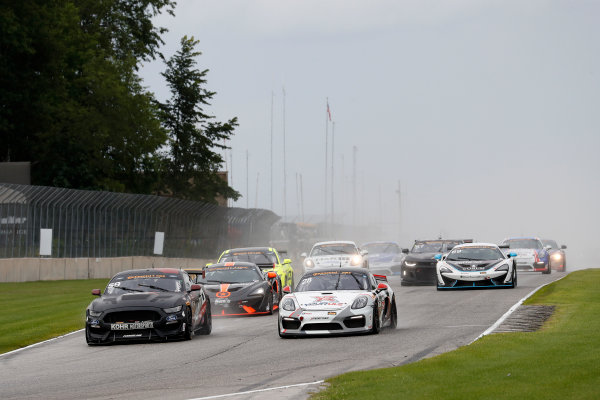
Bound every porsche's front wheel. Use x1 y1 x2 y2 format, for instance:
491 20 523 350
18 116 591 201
371 304 381 334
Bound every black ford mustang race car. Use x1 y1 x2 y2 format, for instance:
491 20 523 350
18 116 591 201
195 262 280 316
85 268 211 345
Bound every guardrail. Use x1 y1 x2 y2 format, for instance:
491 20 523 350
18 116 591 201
0 183 279 259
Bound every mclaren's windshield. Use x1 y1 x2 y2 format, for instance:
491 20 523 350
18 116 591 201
295 271 369 291
220 251 277 265
310 243 358 256
503 239 542 250
446 247 505 261
105 273 183 294
202 266 262 283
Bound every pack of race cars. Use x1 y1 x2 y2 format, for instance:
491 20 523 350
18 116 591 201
85 237 565 343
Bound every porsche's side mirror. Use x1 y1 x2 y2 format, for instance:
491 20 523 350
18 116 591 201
561 245 567 250
190 284 201 291
376 283 388 292
300 252 307 258
283 258 292 265
91 289 101 296
267 271 277 279
498 244 509 249
360 250 368 256
283 285 292 294
401 248 409 254
205 263 213 267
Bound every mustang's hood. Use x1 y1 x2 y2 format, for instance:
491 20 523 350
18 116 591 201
447 260 503 271
405 253 438 262
203 282 261 299
312 255 353 268
91 292 182 312
293 291 367 311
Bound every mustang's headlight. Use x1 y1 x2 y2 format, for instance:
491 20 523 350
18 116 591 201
163 305 182 313
551 253 562 260
304 259 314 268
351 296 369 309
88 309 102 317
350 255 362 266
439 265 453 274
250 287 265 297
281 297 296 311
495 264 509 272
404 261 416 267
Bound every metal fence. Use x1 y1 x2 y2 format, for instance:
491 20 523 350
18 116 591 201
0 183 280 259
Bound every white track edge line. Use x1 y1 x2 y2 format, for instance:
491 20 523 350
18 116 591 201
186 380 325 400
0 329 84 358
471 274 567 344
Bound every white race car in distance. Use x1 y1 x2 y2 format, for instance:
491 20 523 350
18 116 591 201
435 243 517 290
303 241 369 272
278 268 396 337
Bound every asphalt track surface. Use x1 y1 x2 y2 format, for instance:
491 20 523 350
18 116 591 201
0 271 563 400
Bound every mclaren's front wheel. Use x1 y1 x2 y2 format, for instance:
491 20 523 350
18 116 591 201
197 301 212 335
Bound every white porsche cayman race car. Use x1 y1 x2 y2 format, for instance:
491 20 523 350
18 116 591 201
303 241 369 272
278 268 397 337
435 243 517 290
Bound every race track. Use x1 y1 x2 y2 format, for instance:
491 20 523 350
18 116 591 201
0 271 563 400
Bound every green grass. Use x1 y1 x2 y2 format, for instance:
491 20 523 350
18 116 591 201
0 279 108 354
313 269 600 400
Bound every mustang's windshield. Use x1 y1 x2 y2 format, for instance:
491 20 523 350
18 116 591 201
542 240 559 249
105 273 183 294
311 244 357 256
363 243 399 255
446 247 504 261
201 267 262 283
503 239 542 249
295 271 369 291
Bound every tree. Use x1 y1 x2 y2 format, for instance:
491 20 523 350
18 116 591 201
159 36 240 202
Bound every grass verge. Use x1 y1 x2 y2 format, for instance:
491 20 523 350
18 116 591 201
312 269 600 400
0 279 108 354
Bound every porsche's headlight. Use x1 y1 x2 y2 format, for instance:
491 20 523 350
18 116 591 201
281 297 296 311
350 255 362 266
351 296 369 309
304 259 314 268
88 309 102 317
404 261 416 267
495 264 509 272
163 305 182 313
551 253 562 260
250 287 265 297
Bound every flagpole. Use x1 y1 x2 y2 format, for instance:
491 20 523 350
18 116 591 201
331 121 335 230
270 91 274 211
282 87 287 220
324 98 329 228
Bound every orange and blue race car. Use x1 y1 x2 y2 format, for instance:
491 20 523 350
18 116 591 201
193 262 280 316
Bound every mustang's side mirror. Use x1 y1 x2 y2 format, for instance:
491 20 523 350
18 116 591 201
402 248 409 254
376 283 388 292
283 285 292 294
267 271 277 279
91 289 101 296
283 258 292 265
434 254 442 261
190 284 201 291
360 250 369 256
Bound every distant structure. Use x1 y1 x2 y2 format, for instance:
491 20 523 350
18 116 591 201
0 162 31 185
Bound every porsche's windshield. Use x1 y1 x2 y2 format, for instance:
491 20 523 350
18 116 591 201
363 243 399 255
200 266 262 283
105 273 183 294
503 239 542 250
542 240 559 249
446 247 504 261
310 243 357 256
295 271 369 291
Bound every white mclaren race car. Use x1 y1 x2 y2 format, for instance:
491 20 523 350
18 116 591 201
278 268 397 337
435 243 517 290
303 241 369 272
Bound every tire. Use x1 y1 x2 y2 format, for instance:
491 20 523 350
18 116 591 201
436 284 442 291
509 267 517 289
183 307 193 340
542 262 551 275
371 304 381 334
389 297 398 329
85 326 97 346
196 300 212 335
267 292 274 315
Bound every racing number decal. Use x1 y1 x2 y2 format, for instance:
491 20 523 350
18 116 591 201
216 283 231 298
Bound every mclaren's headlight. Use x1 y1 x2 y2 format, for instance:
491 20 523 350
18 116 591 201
281 297 296 312
304 259 314 269
404 261 416 267
249 287 265 297
350 255 362 266
495 264 510 272
351 295 369 309
439 264 453 274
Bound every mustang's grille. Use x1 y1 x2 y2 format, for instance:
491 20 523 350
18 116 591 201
104 310 161 323
302 323 343 331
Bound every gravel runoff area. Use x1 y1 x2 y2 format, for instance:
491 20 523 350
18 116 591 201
493 305 555 333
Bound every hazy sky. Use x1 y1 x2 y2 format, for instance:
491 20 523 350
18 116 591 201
140 0 600 267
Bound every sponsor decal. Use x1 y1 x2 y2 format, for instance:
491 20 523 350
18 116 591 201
328 312 336 315
216 283 231 298
126 274 166 280
111 321 153 330
305 295 345 307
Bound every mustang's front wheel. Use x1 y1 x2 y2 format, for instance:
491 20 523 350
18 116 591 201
183 307 193 340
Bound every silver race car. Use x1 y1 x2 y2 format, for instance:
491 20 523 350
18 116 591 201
303 241 369 272
278 268 396 337
435 243 517 290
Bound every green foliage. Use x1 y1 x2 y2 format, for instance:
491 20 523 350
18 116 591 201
312 269 600 400
0 279 109 354
159 36 240 202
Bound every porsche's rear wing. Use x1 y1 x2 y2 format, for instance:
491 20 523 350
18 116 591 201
373 274 388 283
